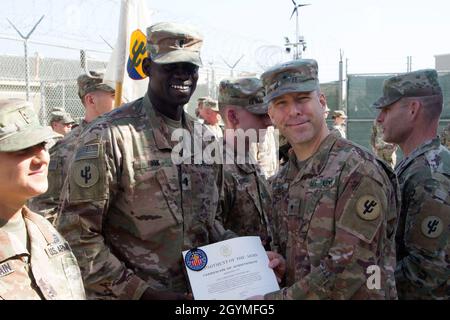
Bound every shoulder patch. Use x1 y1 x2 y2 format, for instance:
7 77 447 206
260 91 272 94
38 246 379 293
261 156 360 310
72 161 100 188
421 216 444 239
408 195 450 252
356 195 381 221
75 143 100 160
337 176 386 243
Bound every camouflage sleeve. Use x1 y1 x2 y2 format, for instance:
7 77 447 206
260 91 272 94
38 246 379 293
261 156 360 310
219 169 237 226
266 164 396 300
440 126 450 148
56 127 149 299
395 173 450 299
28 145 65 219
211 164 237 241
370 124 377 153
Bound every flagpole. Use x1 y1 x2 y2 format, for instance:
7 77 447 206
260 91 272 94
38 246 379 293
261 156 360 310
114 0 128 107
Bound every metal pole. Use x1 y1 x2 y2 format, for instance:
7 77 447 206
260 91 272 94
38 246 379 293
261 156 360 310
295 10 299 59
62 83 66 109
339 50 343 109
24 39 30 101
39 81 46 125
6 15 45 102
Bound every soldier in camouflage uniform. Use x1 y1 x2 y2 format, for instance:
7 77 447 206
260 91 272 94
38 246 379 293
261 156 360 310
218 77 273 249
0 99 85 299
370 119 398 169
49 108 75 136
440 122 450 149
199 97 223 139
55 22 235 300
331 110 347 139
257 59 399 300
373 69 450 300
29 71 115 221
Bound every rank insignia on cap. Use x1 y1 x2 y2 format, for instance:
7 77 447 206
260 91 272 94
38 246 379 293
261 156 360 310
421 216 443 238
184 248 208 271
356 195 381 221
73 161 100 188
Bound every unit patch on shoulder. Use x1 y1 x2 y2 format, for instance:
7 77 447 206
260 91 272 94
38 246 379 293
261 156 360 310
356 195 381 221
72 161 100 188
421 216 444 239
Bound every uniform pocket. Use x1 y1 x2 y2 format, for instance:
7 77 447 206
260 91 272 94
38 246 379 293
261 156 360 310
60 253 86 299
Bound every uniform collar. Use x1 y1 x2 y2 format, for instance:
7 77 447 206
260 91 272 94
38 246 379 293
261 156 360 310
0 206 55 262
22 206 55 244
395 138 441 176
143 94 199 151
288 133 338 184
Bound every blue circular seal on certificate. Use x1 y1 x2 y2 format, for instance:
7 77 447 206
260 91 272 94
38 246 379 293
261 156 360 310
185 248 208 271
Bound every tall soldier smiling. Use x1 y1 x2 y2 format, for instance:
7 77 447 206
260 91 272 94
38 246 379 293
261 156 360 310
55 22 235 300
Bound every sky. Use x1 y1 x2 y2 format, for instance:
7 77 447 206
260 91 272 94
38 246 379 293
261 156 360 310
0 0 449 82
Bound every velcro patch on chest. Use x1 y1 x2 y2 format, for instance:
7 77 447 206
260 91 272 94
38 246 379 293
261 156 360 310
45 242 71 258
75 143 100 160
0 262 14 277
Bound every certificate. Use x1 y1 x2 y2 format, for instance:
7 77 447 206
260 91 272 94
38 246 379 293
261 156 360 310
182 236 280 300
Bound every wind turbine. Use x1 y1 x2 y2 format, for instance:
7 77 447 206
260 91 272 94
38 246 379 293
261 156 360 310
289 0 310 59
222 55 245 77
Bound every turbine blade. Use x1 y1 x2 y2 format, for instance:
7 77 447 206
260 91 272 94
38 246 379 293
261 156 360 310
290 8 297 19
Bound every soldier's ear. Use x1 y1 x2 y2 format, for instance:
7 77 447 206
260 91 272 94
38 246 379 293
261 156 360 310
142 57 152 77
318 92 327 110
227 108 239 128
408 99 422 121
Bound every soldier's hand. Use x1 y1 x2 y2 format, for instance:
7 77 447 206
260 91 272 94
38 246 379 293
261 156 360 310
140 288 192 300
267 251 286 283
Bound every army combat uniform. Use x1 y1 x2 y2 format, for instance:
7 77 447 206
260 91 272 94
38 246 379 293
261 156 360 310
267 134 399 299
261 59 399 300
0 207 85 299
222 144 272 248
440 123 450 149
371 69 450 299
56 93 234 299
218 77 273 247
0 98 85 300
370 120 398 169
394 138 450 299
29 122 87 220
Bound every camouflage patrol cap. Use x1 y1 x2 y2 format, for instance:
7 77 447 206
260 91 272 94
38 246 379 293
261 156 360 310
0 99 61 152
49 109 75 125
218 77 268 115
261 59 319 103
77 71 115 99
203 98 219 112
372 69 442 109
332 110 347 119
146 22 203 67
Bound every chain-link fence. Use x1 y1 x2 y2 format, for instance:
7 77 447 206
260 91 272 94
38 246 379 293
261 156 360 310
0 36 261 124
346 73 450 150
0 37 110 125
